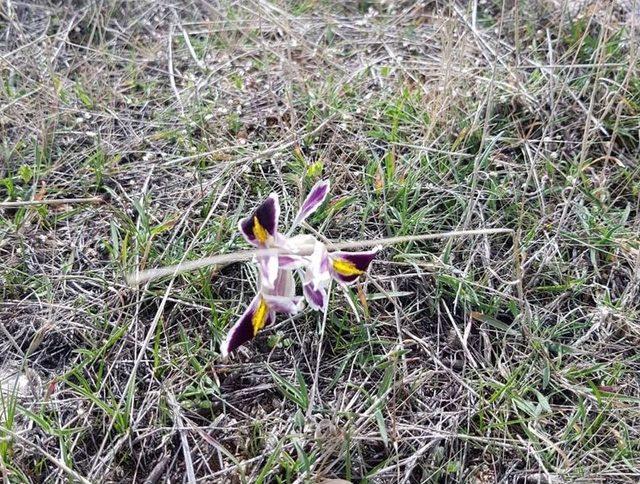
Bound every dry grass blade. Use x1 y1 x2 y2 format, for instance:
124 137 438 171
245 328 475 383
127 228 514 285
0 197 103 208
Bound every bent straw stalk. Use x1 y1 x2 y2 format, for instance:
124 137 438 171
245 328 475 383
0 197 103 208
126 228 513 286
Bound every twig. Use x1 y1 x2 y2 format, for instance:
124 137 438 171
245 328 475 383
0 197 102 208
143 453 171 484
167 23 184 115
126 228 514 286
167 393 197 484
178 22 206 70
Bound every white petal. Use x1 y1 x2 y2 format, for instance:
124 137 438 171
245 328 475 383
309 241 331 290
263 294 304 314
259 255 279 289
284 234 316 253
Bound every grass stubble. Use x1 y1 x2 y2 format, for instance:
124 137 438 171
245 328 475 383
1 0 639 482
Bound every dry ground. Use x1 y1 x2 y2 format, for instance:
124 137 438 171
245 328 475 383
1 0 640 482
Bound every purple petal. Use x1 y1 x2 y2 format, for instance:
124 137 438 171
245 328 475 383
238 193 280 246
303 282 327 311
263 294 304 314
292 180 330 227
329 246 379 285
220 295 273 356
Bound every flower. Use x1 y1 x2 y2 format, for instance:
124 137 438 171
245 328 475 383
237 192 282 289
223 179 379 356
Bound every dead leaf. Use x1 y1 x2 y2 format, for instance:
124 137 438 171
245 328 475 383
34 181 47 201
357 284 369 319
374 165 384 191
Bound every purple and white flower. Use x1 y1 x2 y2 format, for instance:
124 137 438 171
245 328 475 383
223 179 379 355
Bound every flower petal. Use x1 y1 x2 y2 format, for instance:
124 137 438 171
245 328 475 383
329 246 380 285
258 254 279 289
292 180 330 227
263 294 304 314
284 234 316 253
303 281 327 311
220 295 273 356
268 268 296 299
238 193 280 246
278 255 307 269
307 241 331 291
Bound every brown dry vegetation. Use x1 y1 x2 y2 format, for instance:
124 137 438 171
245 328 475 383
1 0 639 482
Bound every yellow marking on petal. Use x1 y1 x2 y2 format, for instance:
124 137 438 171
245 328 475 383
252 298 269 335
253 216 270 244
332 258 364 277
